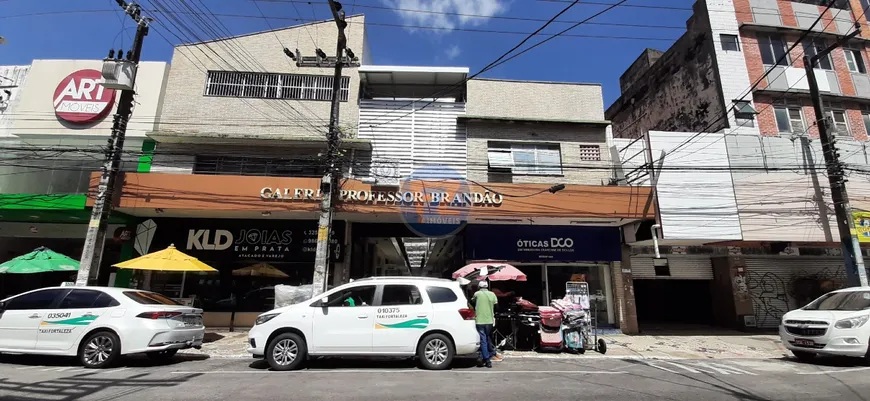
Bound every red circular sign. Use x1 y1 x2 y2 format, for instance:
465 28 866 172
53 69 116 124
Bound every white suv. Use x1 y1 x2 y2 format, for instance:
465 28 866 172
247 277 480 370
780 286 870 362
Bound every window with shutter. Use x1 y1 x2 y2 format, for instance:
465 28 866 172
205 71 350 101
788 109 805 134
487 143 563 175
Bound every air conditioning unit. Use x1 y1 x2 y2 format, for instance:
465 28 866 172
100 59 137 90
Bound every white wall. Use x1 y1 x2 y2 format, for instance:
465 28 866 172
358 99 466 183
705 0 761 139
5 59 169 139
648 130 742 241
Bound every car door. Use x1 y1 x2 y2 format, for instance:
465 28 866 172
36 289 119 352
0 288 66 350
371 284 431 354
311 284 376 354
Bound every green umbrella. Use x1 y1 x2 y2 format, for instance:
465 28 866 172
0 247 80 274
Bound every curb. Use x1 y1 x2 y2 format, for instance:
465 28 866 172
182 353 788 361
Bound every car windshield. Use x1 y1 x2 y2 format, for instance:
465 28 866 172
803 291 870 311
123 291 182 305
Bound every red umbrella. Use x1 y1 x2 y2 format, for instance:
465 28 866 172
453 261 527 281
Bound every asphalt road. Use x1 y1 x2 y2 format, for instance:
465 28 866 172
1 354 869 401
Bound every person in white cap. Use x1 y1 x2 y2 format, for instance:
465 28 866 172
472 279 497 368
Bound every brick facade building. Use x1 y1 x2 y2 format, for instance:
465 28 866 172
608 0 870 141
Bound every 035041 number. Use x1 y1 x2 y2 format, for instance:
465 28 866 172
377 308 399 314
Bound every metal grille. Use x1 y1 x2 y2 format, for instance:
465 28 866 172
785 326 827 337
630 256 714 280
578 145 601 161
743 257 847 329
205 71 350 101
784 320 828 325
193 155 323 177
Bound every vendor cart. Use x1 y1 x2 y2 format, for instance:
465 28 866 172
564 282 606 354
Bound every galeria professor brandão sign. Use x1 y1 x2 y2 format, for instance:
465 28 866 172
260 187 504 205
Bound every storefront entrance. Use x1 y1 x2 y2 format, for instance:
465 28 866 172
134 218 344 326
465 224 621 326
350 223 464 279
630 255 716 331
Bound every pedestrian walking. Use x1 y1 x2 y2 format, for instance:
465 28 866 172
472 280 497 368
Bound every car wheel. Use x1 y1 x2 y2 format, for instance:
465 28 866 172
417 333 454 370
79 331 121 369
266 333 307 371
792 350 816 363
146 349 179 362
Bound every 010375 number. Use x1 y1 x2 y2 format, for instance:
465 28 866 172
377 307 399 314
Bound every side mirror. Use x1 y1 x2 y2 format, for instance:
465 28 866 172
320 296 329 306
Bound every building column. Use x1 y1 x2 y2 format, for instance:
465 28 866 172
613 245 639 334
601 264 616 325
711 255 754 330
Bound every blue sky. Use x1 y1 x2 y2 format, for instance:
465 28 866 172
0 0 695 106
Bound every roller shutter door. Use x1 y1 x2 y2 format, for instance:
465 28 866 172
743 257 847 329
631 256 713 280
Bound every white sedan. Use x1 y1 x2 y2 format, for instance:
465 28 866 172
780 286 870 362
0 286 204 368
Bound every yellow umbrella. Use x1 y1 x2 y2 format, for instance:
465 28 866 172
233 263 289 278
114 244 217 297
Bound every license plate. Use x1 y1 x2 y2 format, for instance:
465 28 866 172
183 316 202 326
794 339 815 347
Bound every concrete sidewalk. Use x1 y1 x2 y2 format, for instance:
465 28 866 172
181 330 789 360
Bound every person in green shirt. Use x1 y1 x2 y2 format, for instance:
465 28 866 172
472 280 498 368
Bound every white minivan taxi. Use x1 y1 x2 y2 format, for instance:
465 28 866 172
780 286 870 362
248 277 480 370
0 286 205 368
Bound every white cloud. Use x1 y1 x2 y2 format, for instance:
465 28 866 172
445 45 461 60
382 0 508 31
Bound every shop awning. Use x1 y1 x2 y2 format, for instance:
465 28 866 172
359 65 469 99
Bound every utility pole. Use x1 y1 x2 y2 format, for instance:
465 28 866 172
804 26 869 287
76 1 150 286
311 0 348 294
801 136 833 242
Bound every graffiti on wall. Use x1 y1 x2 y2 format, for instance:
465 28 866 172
746 265 845 328
732 272 749 302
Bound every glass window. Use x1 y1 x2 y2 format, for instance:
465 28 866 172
862 113 870 137
721 34 740 51
93 292 120 308
758 34 789 66
774 106 804 133
124 291 182 305
426 286 458 303
803 291 870 311
324 285 375 307
830 110 850 135
205 71 350 102
488 143 563 175
734 100 757 120
845 49 867 73
4 289 66 310
59 290 117 309
381 285 423 306
803 39 833 70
